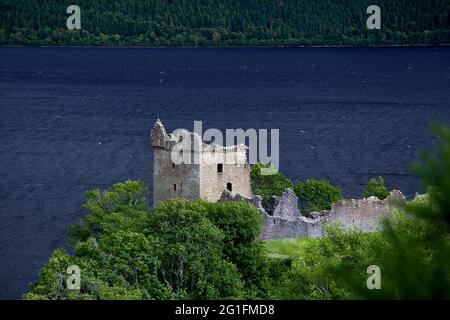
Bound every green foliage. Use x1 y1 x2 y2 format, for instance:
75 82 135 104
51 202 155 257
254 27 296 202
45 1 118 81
274 226 375 299
331 125 450 299
265 257 292 297
293 179 342 215
146 200 245 299
263 238 312 260
412 124 450 226
363 176 390 200
23 249 77 300
250 163 293 209
359 124 450 299
276 125 450 300
322 207 450 300
251 165 342 215
369 210 449 299
67 180 149 243
25 181 276 300
205 201 269 297
1 0 448 46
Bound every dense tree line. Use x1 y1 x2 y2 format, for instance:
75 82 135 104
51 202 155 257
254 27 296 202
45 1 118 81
1 0 449 46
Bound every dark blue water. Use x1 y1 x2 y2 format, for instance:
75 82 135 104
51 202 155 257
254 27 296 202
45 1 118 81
1 47 449 299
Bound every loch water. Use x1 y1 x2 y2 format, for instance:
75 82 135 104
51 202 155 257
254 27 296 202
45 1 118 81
1 47 449 298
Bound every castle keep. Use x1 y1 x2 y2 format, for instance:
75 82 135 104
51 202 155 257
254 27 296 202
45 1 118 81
151 119 253 206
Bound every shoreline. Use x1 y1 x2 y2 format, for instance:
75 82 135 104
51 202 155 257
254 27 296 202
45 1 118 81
1 44 449 49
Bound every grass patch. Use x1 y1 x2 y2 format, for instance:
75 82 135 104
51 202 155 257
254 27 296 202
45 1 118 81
263 237 313 259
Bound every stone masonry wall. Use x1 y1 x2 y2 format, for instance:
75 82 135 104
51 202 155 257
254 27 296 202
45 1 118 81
221 188 406 240
263 189 405 239
200 148 253 202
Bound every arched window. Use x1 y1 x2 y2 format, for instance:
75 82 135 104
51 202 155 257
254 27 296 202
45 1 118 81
174 184 177 192
226 182 232 192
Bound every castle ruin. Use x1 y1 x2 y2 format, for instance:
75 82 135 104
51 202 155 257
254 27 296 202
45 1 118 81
151 119 405 239
151 119 253 206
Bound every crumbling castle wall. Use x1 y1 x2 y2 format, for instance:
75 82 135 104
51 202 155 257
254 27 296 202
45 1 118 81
271 189 300 220
319 197 387 232
219 189 265 212
220 188 406 240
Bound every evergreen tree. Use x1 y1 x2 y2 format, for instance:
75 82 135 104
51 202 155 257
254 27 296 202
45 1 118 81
1 0 448 46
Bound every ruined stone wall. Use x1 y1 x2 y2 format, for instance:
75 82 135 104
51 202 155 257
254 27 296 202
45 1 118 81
259 189 324 240
260 190 405 240
200 148 253 202
220 187 405 240
260 214 324 240
153 148 200 207
152 120 202 206
321 197 389 232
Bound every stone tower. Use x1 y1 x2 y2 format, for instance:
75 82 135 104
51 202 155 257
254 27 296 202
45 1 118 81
151 119 253 206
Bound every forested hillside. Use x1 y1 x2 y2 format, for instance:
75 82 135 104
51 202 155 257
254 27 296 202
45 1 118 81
0 0 449 46
0 0 450 46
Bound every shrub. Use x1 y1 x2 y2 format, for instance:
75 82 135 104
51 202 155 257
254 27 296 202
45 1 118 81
205 201 269 297
293 179 343 215
363 176 390 200
274 226 375 299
